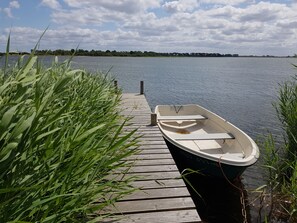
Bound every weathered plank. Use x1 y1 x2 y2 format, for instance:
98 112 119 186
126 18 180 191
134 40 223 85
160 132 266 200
138 134 164 138
131 158 176 166
139 141 167 145
125 154 173 160
121 187 189 201
115 165 178 174
138 149 170 154
108 171 182 181
131 179 186 189
120 187 191 201
100 197 196 214
131 165 179 173
99 209 201 223
138 144 168 149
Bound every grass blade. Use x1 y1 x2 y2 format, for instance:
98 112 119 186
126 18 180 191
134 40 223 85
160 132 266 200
4 31 10 75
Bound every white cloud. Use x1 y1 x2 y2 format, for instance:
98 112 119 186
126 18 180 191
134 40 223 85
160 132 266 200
41 0 61 10
200 0 253 5
204 5 237 18
163 0 199 13
3 8 13 18
1 0 20 18
9 1 20 9
50 0 161 28
1 26 142 51
63 0 160 13
237 2 288 22
51 8 104 25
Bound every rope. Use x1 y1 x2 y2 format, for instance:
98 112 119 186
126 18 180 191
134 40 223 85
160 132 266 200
218 156 248 223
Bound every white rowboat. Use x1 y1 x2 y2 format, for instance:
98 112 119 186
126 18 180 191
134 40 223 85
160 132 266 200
155 104 259 180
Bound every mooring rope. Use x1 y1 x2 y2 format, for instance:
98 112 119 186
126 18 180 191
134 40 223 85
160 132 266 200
218 157 248 223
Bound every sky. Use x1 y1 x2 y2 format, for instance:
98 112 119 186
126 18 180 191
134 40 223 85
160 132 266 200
1 0 297 56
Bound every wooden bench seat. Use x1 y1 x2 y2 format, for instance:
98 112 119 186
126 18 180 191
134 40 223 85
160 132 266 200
158 115 207 121
174 133 235 140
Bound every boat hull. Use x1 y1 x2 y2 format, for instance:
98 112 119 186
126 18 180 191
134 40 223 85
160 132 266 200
163 137 248 180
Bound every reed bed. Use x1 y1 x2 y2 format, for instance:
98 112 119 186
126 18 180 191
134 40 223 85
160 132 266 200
0 54 138 222
258 71 297 222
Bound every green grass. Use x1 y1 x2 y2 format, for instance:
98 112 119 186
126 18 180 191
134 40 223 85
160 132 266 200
0 53 138 222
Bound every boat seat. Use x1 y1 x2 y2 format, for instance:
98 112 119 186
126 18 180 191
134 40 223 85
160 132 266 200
158 115 207 121
174 133 235 140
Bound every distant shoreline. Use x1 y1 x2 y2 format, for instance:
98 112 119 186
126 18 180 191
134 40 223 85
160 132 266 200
0 50 294 58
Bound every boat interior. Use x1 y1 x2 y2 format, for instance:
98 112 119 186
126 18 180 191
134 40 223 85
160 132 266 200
159 118 249 161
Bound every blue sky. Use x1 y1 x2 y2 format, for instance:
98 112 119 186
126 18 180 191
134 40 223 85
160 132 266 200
1 0 297 56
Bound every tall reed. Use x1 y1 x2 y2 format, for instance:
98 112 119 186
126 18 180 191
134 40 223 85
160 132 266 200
258 72 297 222
0 54 138 222
275 74 297 162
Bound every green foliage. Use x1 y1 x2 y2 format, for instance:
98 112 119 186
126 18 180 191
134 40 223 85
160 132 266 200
275 75 297 160
259 73 297 222
0 54 138 222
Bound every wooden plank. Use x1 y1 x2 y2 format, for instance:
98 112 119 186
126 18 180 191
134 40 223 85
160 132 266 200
116 165 178 174
121 110 151 113
140 138 165 142
139 141 167 145
131 134 164 139
122 108 151 111
131 179 186 189
128 171 182 180
99 209 201 223
138 144 168 149
108 171 182 181
124 127 160 131
138 149 170 154
123 117 151 121
137 131 163 135
125 154 173 160
139 134 163 138
131 165 178 173
121 187 192 200
131 159 176 166
100 197 196 214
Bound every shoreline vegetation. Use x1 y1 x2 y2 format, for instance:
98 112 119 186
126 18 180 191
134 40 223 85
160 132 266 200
256 68 297 222
0 48 139 221
0 49 295 58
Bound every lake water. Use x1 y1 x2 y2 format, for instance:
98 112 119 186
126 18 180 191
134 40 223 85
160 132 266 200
3 55 297 222
4 56 295 138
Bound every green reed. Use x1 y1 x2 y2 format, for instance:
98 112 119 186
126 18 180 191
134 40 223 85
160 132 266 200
257 72 297 222
0 53 138 222
276 73 297 161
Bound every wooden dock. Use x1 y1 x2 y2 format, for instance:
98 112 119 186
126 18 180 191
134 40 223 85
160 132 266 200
101 93 201 223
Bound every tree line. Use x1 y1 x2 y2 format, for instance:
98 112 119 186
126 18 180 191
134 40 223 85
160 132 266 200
0 49 239 57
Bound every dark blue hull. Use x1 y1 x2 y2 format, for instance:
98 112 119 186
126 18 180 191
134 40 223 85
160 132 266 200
163 137 247 181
